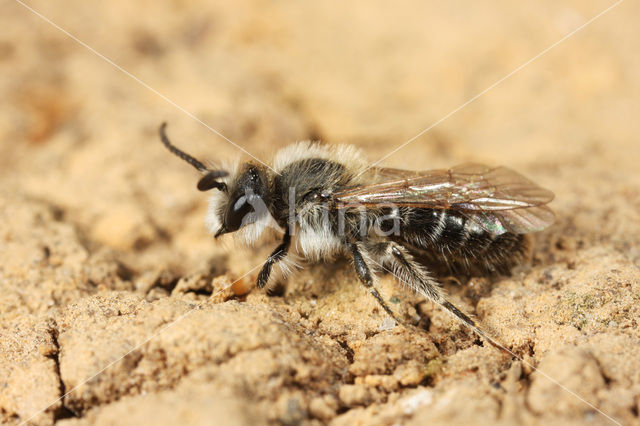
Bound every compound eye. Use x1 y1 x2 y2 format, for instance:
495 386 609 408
225 194 255 232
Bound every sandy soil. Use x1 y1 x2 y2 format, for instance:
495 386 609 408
1 0 639 425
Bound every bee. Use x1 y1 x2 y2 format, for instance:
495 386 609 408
159 123 554 345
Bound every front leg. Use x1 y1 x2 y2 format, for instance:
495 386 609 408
257 231 291 289
350 242 402 323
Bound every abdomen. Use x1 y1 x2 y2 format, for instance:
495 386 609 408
393 208 528 274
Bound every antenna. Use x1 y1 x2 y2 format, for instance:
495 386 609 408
159 122 228 192
159 122 208 172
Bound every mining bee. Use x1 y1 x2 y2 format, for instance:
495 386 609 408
159 123 554 345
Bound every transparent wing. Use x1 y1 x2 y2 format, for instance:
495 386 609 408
335 164 555 234
457 205 555 234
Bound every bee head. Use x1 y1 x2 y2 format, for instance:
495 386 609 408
213 163 270 238
159 123 273 240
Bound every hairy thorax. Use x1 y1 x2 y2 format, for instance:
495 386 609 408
270 143 368 261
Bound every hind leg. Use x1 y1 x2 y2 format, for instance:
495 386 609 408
367 241 501 347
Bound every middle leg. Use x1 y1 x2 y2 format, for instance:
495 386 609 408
349 242 402 323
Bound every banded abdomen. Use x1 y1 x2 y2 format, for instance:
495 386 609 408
393 208 528 274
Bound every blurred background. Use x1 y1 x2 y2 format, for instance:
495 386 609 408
1 1 640 424
2 0 639 273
